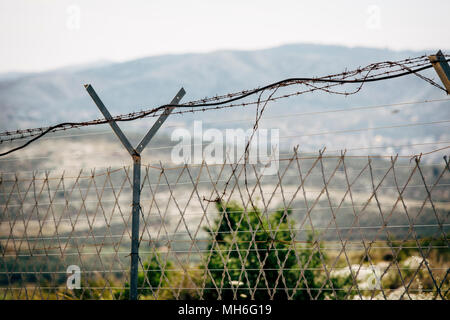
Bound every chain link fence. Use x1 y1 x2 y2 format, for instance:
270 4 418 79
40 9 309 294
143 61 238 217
1 152 449 300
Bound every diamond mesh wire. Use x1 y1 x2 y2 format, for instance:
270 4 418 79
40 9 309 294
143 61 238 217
0 153 449 300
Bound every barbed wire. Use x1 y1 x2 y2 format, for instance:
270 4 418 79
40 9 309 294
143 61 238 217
2 96 448 146
0 55 448 157
0 57 439 141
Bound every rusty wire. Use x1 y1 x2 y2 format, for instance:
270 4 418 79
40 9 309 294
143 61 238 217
0 55 448 157
1 53 449 300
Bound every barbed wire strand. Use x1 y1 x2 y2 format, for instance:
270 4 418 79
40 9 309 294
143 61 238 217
0 56 447 157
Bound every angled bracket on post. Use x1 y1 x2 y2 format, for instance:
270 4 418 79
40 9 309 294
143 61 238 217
428 50 450 94
84 84 185 300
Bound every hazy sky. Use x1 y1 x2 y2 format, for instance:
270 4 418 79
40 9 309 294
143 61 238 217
1 0 449 73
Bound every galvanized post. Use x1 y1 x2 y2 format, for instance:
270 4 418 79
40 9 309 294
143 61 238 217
85 84 185 300
130 153 141 300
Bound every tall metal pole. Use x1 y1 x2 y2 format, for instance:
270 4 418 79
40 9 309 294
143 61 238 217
85 84 185 299
130 154 141 300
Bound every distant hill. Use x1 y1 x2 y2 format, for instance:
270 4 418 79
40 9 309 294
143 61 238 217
0 43 448 159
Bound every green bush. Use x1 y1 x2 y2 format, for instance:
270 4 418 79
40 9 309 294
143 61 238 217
202 200 351 300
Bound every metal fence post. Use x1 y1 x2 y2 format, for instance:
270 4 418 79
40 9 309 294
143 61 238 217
85 84 185 299
130 153 141 300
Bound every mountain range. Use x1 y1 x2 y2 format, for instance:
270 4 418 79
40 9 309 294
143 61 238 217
0 43 448 162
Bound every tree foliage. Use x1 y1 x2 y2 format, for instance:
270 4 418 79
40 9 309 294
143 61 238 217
202 200 351 300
